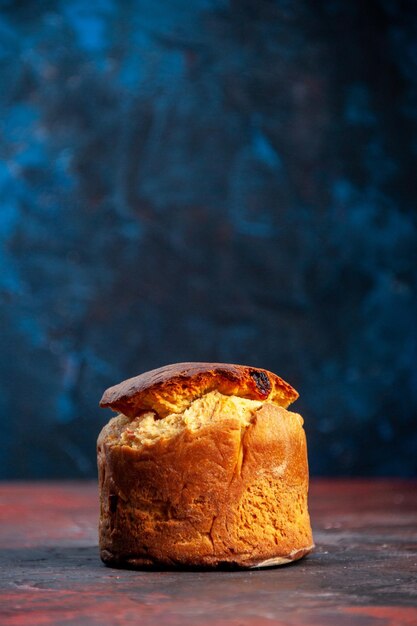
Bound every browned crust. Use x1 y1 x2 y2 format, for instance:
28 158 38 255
97 403 314 570
99 362 299 418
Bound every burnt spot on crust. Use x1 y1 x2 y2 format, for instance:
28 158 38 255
249 369 271 396
215 368 241 383
109 494 118 513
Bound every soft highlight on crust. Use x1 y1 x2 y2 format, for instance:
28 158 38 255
99 362 299 419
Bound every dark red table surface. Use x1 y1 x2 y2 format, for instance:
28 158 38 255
0 480 416 625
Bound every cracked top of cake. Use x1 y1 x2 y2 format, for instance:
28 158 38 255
99 362 299 420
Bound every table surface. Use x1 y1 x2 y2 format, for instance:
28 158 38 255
0 480 416 626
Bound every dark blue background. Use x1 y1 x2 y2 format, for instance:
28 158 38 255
1 0 416 478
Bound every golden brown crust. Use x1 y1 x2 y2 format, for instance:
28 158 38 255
97 399 314 569
99 362 299 419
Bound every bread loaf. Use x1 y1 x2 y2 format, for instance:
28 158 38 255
97 362 314 568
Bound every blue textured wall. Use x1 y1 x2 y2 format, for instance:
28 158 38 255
1 0 416 478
